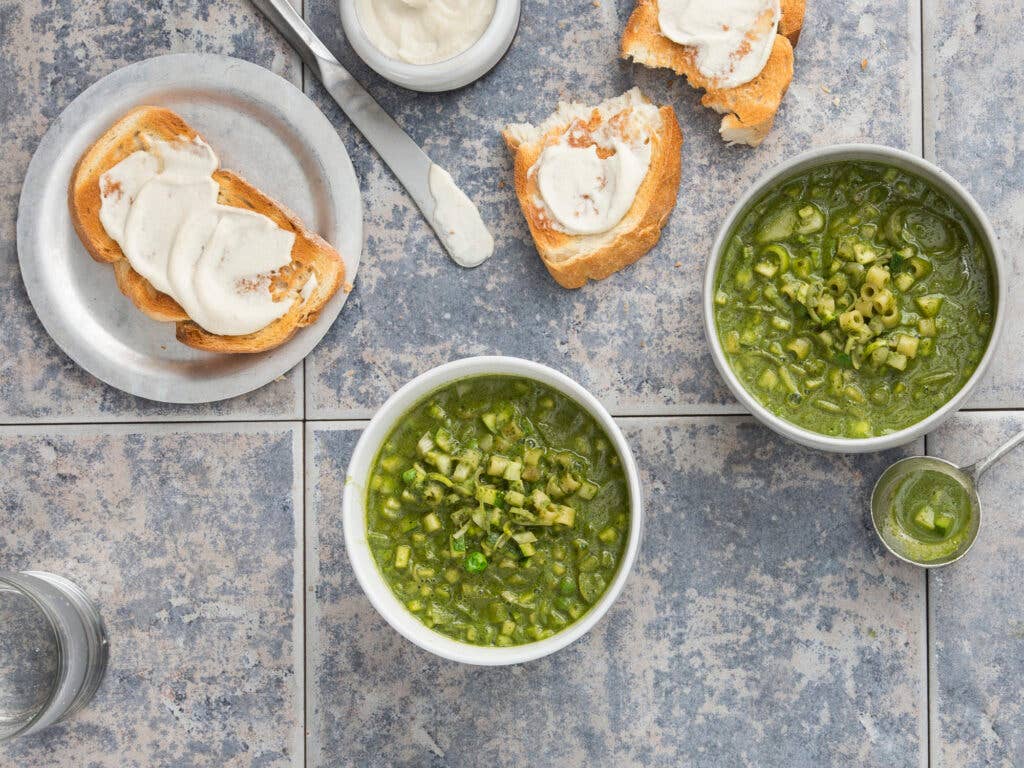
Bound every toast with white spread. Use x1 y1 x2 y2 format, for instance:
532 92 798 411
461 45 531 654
621 0 806 146
502 89 683 289
68 106 346 354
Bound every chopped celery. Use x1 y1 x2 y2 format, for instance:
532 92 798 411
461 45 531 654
394 545 411 569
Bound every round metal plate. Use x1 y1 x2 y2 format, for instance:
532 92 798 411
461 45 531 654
17 53 363 404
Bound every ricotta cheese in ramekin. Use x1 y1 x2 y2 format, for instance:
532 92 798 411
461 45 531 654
355 0 497 65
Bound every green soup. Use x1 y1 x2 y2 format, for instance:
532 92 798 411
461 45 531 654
365 375 630 647
714 160 995 438
879 468 974 562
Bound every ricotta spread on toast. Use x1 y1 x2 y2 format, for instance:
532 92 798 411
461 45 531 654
657 0 781 88
529 102 659 236
98 137 297 336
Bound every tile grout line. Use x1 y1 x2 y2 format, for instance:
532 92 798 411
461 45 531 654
298 5 310 768
919 0 932 765
299 15 309 765
919 0 927 159
4 406 1024 430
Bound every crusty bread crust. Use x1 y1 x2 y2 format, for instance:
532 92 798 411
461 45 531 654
502 91 683 289
68 106 346 353
778 0 805 43
621 0 805 146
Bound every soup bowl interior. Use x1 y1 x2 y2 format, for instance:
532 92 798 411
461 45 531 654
342 356 643 665
703 144 1006 453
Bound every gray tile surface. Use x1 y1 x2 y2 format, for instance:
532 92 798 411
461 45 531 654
0 423 304 768
2 0 1022 764
303 0 921 418
0 0 304 421
928 413 1024 767
307 419 927 767
924 0 1024 409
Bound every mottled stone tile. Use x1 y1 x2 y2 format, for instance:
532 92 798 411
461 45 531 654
304 0 921 417
928 413 1024 767
0 1 304 420
924 0 1023 408
308 418 925 767
0 423 304 767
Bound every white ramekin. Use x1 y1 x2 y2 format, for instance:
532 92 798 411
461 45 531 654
342 356 643 665
703 144 1006 453
339 0 521 92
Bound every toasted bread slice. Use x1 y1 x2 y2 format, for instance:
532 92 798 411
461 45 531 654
68 106 346 353
621 0 806 147
502 89 683 289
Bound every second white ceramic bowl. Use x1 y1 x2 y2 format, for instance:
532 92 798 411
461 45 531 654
339 0 521 92
703 144 1006 453
342 356 644 665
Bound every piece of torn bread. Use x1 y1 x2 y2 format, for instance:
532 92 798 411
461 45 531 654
68 106 346 354
502 88 683 289
621 0 806 147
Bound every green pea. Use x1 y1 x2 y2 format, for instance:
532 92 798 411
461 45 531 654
465 552 488 573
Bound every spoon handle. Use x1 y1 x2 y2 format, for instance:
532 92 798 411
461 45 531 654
964 426 1024 482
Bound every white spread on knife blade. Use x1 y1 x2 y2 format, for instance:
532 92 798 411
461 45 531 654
355 0 496 65
427 164 494 268
657 0 780 89
98 137 298 336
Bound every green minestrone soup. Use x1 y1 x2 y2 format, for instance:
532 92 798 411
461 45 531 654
366 376 630 647
714 160 995 438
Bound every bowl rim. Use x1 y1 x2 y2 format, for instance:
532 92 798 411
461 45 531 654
338 0 521 92
341 356 644 665
703 143 1007 453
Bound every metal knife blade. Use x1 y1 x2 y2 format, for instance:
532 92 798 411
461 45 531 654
250 0 480 250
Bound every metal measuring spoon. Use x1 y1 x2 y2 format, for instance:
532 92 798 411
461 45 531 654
871 427 1024 567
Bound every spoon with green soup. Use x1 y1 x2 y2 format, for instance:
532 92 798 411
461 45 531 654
871 428 1024 566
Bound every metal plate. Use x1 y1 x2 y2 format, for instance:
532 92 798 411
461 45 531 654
17 54 363 404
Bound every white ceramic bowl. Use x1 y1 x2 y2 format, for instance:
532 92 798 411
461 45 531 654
339 0 521 92
342 356 643 665
703 144 1006 453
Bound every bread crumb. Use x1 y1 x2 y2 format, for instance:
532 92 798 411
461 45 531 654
674 261 682 268
343 282 353 293
820 84 832 94
861 58 868 71
592 0 600 6
498 180 506 189
833 96 841 107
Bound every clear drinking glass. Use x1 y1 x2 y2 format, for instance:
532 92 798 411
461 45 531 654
0 571 108 741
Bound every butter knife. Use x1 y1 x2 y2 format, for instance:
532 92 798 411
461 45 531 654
250 0 493 267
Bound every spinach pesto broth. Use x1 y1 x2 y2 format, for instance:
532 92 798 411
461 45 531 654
365 376 630 647
879 467 975 563
714 160 995 438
